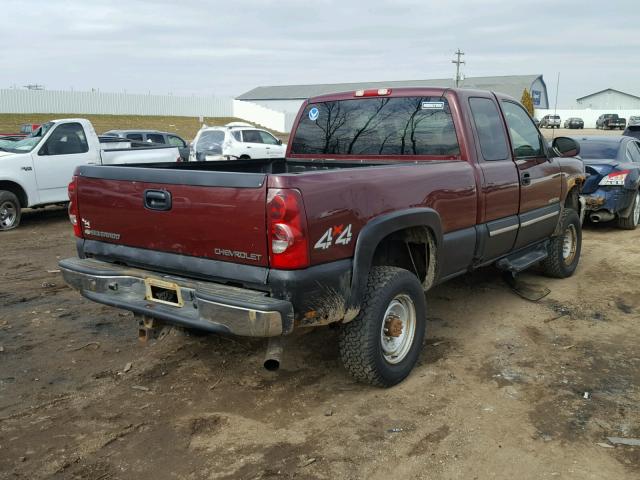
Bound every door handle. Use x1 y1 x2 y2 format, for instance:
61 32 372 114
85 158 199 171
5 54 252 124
521 172 531 186
144 189 172 211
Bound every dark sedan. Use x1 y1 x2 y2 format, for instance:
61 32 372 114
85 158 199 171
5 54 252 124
574 136 640 229
563 117 584 129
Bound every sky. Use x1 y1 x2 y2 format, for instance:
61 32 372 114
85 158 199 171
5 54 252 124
2 0 639 107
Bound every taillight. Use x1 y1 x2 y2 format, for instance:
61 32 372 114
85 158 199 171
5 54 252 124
267 189 309 269
599 170 630 186
68 176 83 238
354 88 392 97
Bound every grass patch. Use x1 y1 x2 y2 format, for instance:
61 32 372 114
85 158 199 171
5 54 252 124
0 114 288 142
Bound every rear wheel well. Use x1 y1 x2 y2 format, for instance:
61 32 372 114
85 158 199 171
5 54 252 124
0 181 28 207
370 226 437 290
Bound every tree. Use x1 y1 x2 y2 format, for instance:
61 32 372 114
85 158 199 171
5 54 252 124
521 89 535 117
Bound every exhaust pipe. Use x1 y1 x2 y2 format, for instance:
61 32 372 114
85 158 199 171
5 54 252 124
263 337 283 371
590 211 614 223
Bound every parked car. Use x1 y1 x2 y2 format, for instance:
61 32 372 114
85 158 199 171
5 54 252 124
103 130 189 161
0 119 182 230
59 88 585 387
190 123 286 161
596 114 626 130
563 117 584 129
574 136 640 229
628 116 640 126
0 123 41 141
539 114 561 128
623 125 640 140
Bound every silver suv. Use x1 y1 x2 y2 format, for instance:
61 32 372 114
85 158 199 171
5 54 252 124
539 114 561 129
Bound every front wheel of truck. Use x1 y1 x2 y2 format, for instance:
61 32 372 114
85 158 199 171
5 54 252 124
541 209 581 278
0 191 21 231
339 266 426 387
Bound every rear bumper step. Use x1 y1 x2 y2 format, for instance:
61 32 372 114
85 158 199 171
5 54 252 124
59 257 294 337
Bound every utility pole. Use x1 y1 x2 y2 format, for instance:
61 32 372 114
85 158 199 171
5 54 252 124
452 49 465 87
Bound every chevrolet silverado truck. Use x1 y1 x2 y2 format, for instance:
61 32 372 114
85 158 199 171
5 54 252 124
0 118 182 230
59 88 585 387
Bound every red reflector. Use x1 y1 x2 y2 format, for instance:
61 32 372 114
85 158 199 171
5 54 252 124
355 88 392 97
266 189 309 269
68 176 83 238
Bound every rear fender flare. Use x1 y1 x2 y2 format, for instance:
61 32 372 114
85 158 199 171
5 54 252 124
344 208 443 320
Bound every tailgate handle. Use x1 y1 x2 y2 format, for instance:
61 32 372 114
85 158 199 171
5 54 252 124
144 189 172 211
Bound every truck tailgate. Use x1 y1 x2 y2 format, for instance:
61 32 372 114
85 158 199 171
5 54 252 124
75 166 269 267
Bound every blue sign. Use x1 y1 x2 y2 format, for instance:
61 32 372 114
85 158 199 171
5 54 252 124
532 90 541 106
308 107 319 121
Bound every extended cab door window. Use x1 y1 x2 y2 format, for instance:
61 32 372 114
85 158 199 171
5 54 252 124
469 97 510 161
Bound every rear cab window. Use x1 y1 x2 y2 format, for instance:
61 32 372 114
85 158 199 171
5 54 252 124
468 97 509 161
146 133 166 144
290 96 460 157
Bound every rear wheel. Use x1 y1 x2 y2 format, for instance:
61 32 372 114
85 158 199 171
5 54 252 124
339 267 426 387
239 154 251 160
0 191 21 231
616 191 640 230
541 209 581 278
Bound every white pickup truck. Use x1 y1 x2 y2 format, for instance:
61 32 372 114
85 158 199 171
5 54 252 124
0 118 182 230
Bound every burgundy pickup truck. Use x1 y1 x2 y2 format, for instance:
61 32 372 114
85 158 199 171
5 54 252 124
60 88 585 387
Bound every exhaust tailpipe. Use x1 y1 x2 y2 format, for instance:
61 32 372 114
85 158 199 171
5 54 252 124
263 337 283 371
590 211 614 223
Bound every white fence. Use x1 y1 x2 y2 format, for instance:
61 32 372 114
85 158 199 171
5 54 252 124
0 89 294 132
535 109 640 129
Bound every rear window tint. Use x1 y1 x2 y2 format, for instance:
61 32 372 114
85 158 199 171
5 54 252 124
291 96 460 156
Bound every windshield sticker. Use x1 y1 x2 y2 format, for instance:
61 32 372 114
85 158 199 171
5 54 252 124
421 101 445 110
308 107 320 121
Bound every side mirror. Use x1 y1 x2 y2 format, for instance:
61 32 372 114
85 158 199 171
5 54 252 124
552 137 580 158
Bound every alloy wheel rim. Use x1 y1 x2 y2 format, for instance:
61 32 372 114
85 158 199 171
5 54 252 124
380 294 416 364
0 201 16 228
562 224 577 265
633 193 640 226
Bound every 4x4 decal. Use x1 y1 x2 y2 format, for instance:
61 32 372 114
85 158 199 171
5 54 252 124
314 224 353 250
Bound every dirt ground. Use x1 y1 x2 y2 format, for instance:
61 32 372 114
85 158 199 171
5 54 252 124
1 205 639 479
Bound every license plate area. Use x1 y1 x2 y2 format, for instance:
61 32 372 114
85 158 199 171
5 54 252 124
144 277 184 307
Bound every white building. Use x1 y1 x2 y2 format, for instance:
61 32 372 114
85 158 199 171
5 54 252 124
237 74 549 116
576 89 640 110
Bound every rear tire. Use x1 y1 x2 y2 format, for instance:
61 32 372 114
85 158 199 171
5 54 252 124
339 267 426 387
0 191 21 231
239 155 251 160
541 209 581 278
616 191 640 230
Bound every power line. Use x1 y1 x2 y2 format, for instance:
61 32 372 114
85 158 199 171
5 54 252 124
451 49 465 88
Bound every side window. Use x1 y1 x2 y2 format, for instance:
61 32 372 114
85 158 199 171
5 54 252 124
168 135 186 147
627 142 640 163
231 130 242 141
146 133 166 144
501 101 543 158
126 133 143 141
41 122 89 156
469 98 510 161
242 130 263 143
258 131 279 145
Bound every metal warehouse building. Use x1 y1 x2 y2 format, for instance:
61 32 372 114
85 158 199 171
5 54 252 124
576 88 640 109
237 74 549 115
